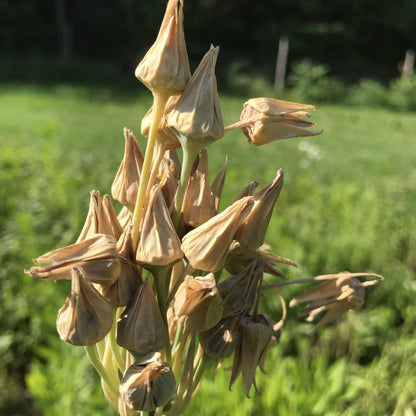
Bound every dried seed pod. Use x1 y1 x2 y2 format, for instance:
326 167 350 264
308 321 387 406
136 185 183 267
120 359 176 412
135 0 190 94
180 149 215 229
95 227 142 306
229 314 274 397
56 267 113 346
117 280 168 355
25 234 120 285
181 196 253 272
290 272 383 334
167 45 224 142
174 273 223 332
226 97 322 145
111 128 144 207
235 169 284 250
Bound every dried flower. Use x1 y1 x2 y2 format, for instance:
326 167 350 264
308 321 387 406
211 155 229 213
135 0 190 94
229 314 274 397
136 185 183 267
111 128 144 207
174 273 223 332
56 267 113 346
120 358 176 411
25 234 120 285
179 149 216 230
290 272 383 334
226 97 322 146
181 196 253 272
117 280 168 355
235 169 284 250
167 45 224 143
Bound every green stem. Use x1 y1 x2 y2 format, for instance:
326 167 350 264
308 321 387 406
131 92 169 249
85 345 119 395
109 309 126 371
173 143 200 226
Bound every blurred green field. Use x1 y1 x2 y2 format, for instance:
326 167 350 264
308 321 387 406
0 84 415 416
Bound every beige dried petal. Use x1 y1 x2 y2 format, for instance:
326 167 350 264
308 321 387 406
96 228 142 306
159 156 179 213
181 196 254 272
136 185 183 266
141 96 181 151
111 128 144 206
56 267 113 346
135 0 190 94
117 205 132 230
180 149 215 229
174 273 223 332
120 360 176 412
211 155 229 213
25 234 120 285
167 45 224 140
117 280 168 355
235 169 284 250
245 97 316 117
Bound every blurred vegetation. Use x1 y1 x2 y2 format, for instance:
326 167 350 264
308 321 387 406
0 82 415 415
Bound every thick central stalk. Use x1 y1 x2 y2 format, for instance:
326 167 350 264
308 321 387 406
132 92 168 249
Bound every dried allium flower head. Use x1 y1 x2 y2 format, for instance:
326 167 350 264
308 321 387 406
226 97 322 145
290 272 383 334
25 234 120 285
135 0 190 94
167 45 224 142
181 196 254 272
179 149 216 230
117 279 168 355
120 357 176 411
229 314 274 397
111 128 144 207
235 169 284 250
136 185 183 267
174 273 223 332
56 267 113 346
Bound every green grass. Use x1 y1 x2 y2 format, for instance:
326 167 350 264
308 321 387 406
0 83 415 416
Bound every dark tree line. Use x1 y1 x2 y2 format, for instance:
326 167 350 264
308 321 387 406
1 0 415 82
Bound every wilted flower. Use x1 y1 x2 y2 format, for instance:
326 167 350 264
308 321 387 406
56 267 113 346
120 357 176 411
226 97 322 146
229 314 274 397
135 0 190 94
235 169 284 250
111 128 144 207
290 272 383 334
181 196 253 272
174 273 223 332
167 45 224 143
117 279 168 355
211 155 229 213
25 234 120 285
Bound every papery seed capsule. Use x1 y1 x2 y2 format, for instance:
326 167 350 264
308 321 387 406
120 359 176 411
